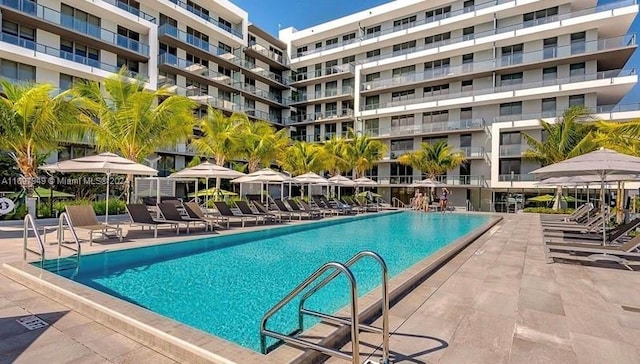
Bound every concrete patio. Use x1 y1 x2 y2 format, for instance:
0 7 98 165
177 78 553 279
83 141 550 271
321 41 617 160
0 213 639 363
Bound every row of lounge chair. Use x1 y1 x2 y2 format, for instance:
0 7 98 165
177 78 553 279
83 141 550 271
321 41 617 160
542 204 640 270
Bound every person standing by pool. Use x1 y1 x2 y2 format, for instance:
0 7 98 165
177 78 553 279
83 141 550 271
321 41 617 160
440 188 450 212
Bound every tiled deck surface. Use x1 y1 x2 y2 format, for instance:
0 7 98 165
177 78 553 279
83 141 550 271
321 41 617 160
0 213 639 363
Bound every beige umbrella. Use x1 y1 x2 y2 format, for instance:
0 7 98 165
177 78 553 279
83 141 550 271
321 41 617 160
410 178 446 188
353 177 378 186
40 152 157 222
169 161 245 201
328 175 355 198
294 172 329 198
231 168 294 202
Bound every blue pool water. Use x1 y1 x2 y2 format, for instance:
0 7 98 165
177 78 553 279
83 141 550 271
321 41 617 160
38 212 489 352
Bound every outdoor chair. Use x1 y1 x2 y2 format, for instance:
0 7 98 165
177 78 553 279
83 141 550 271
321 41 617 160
64 205 123 245
235 200 280 223
126 204 180 238
251 200 292 221
157 203 209 233
288 199 323 218
273 199 316 220
311 196 344 215
546 234 640 270
545 218 640 244
213 201 262 227
183 202 220 231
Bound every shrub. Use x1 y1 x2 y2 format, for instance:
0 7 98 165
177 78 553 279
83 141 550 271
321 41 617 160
522 207 575 214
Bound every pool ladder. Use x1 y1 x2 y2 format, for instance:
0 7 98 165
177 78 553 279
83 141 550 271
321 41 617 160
260 251 391 364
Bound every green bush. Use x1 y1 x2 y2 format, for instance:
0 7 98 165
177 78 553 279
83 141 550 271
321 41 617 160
522 207 575 214
1 203 27 220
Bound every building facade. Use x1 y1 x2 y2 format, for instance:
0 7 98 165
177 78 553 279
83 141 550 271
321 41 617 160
1 0 639 211
279 0 640 211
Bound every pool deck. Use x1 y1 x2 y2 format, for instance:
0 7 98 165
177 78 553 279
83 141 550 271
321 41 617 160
1 212 640 363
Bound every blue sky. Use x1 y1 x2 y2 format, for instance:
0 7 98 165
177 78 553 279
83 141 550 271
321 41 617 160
231 0 640 103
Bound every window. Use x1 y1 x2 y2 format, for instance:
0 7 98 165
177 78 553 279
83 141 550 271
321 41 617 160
269 46 283 57
248 34 256 46
423 84 449 97
342 33 356 42
423 110 449 123
186 53 208 68
365 72 380 83
218 41 231 53
326 59 339 74
159 42 177 55
117 56 138 74
541 97 556 115
315 42 322 49
244 98 255 110
500 102 522 116
463 26 474 41
501 44 523 65
569 94 585 107
0 59 35 81
393 15 416 30
326 81 338 95
218 65 231 77
391 139 414 154
117 26 140 47
391 115 415 128
499 159 521 176
187 26 209 48
60 38 100 65
218 17 232 31
186 0 209 19
523 6 558 25
61 4 101 38
424 58 450 77
244 54 255 66
571 32 586 54
500 72 523 86
425 6 451 22
326 38 338 47
365 95 379 109
158 71 176 86
391 89 415 102
366 49 381 60
365 119 379 135
569 62 586 78
296 46 308 56
542 67 557 84
500 132 521 145
543 37 557 59
342 55 355 64
324 123 336 140
1 20 35 49
218 89 231 101
159 14 177 27
460 107 472 120
462 53 474 71
463 0 475 12
365 25 381 38
186 79 207 96
392 40 416 56
461 80 473 92
460 134 472 148
390 163 413 180
392 65 415 77
425 32 451 46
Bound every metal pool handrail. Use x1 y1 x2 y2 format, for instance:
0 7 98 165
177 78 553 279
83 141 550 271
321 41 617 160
298 251 390 364
23 214 45 260
392 197 408 208
260 261 360 363
57 212 81 256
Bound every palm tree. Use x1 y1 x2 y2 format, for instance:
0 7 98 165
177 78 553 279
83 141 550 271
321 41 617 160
191 108 243 165
594 120 640 156
521 105 599 210
521 105 598 166
343 129 387 178
278 141 328 175
398 140 466 179
237 117 290 172
71 67 197 163
323 137 349 176
0 81 80 196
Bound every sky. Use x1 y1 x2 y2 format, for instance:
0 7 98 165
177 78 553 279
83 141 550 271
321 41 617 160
230 0 640 103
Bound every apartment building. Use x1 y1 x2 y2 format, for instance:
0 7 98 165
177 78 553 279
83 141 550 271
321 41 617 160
0 0 291 175
279 0 640 211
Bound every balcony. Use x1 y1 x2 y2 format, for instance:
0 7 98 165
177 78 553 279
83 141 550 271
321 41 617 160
162 82 242 111
156 143 197 155
291 86 354 104
0 0 150 58
158 23 236 60
158 53 234 87
385 149 413 160
322 131 350 140
245 109 290 125
435 175 486 187
360 0 636 67
0 32 147 80
166 0 242 39
100 0 156 22
499 144 527 157
361 68 636 113
233 83 289 107
291 63 355 86
361 34 637 93
245 43 288 69
372 119 485 138
494 103 640 123
498 173 537 182
460 146 485 159
289 109 354 124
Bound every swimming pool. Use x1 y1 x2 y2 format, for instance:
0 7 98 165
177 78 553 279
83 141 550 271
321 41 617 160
36 211 490 352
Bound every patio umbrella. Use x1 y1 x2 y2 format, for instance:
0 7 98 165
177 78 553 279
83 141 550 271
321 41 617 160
169 161 245 202
410 178 446 188
40 152 157 222
293 172 329 198
531 148 640 244
353 177 378 186
328 175 355 198
231 168 295 202
187 188 237 198
526 194 584 203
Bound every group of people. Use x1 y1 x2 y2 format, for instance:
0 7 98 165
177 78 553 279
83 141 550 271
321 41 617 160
412 188 450 212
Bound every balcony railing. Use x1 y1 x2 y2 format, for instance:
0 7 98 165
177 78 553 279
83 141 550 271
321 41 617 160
362 34 636 91
245 109 290 125
387 149 413 160
361 0 636 65
246 43 288 66
159 23 233 56
0 32 147 80
460 146 485 158
499 144 527 157
435 175 486 186
157 143 196 155
361 68 636 111
498 173 537 182
166 0 242 39
233 83 289 106
292 86 355 103
0 0 150 56
100 0 156 22
158 53 234 86
322 131 350 140
292 63 354 83
372 118 486 137
290 109 354 123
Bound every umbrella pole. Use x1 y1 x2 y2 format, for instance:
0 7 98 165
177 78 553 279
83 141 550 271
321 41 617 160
601 177 606 246
215 177 221 202
105 172 110 224
205 178 209 206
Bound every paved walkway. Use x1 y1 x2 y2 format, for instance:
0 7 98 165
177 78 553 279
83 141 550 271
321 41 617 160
1 213 639 363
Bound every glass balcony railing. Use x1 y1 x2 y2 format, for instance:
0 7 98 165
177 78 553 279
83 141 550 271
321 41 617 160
158 53 234 86
460 146 485 158
245 109 290 125
0 0 150 56
159 24 227 55
498 173 537 182
499 144 527 157
246 43 288 66
360 0 636 65
493 103 640 123
290 109 355 123
100 0 156 22
292 86 354 103
387 149 414 159
292 63 355 83
435 175 486 186
322 131 350 140
0 32 147 80
166 0 242 39
362 34 636 91
361 68 636 111
371 119 486 137
233 83 289 106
